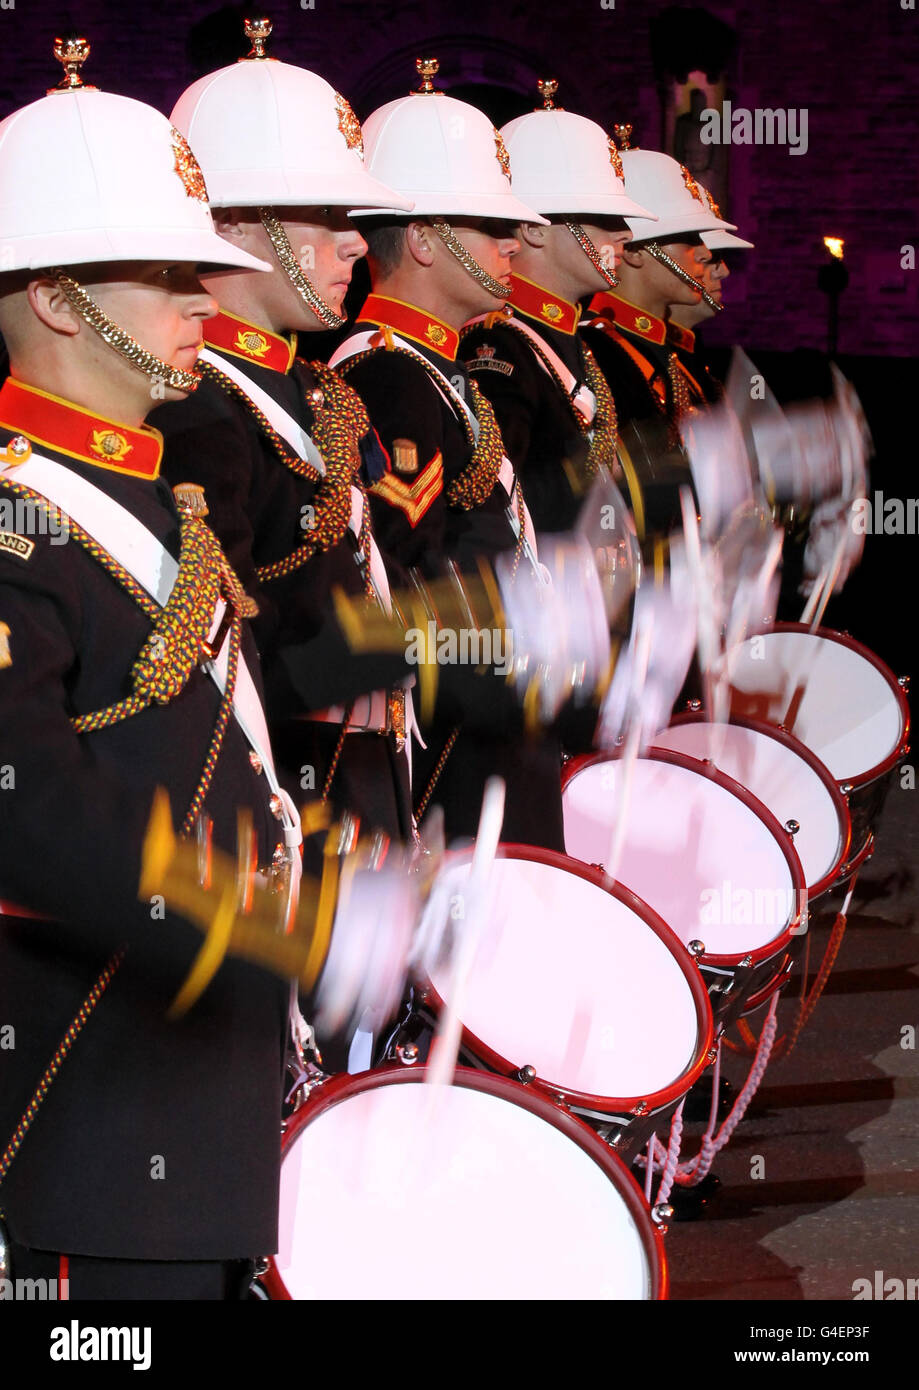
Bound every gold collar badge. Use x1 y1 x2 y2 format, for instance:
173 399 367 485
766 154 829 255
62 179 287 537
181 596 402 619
542 302 563 322
425 322 449 348
235 329 271 358
170 128 209 204
90 428 133 463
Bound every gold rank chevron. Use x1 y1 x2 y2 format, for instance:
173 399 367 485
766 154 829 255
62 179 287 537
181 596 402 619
371 452 443 527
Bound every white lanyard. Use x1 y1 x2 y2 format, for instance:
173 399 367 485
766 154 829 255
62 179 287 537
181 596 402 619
0 448 300 847
466 313 598 427
332 329 541 573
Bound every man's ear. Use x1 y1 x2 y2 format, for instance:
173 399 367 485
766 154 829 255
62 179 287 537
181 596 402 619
519 221 546 250
620 244 646 269
26 278 80 337
211 206 260 247
406 221 436 268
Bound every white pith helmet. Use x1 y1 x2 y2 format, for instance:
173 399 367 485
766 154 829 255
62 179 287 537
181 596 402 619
170 18 412 214
703 228 754 251
353 57 548 224
498 79 656 222
698 184 754 251
614 126 735 242
0 37 269 274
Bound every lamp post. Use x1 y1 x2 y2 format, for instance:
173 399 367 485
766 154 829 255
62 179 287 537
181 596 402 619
818 237 848 358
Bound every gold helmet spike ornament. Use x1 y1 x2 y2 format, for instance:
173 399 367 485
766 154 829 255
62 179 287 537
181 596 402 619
242 17 273 61
415 57 439 93
613 122 634 150
49 34 97 95
537 78 559 110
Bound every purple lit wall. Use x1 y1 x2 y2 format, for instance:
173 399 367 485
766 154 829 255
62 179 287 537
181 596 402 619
2 0 917 356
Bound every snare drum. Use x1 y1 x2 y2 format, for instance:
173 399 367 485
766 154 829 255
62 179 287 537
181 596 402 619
653 715 852 901
265 1065 667 1300
727 624 910 870
562 750 807 1021
404 846 713 1158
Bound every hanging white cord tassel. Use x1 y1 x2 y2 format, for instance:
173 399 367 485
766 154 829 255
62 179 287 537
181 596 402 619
676 992 779 1186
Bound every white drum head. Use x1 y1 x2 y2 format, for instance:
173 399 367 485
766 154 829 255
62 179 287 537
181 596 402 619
563 755 798 958
728 630 905 785
428 855 703 1102
276 1075 655 1299
653 721 846 893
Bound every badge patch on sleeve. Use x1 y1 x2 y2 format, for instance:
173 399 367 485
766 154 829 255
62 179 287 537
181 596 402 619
0 623 11 669
467 344 514 377
0 531 34 561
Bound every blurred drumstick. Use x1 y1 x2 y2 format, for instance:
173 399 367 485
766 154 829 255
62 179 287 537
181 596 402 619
720 524 783 735
679 487 717 725
425 777 506 1094
679 488 733 766
778 528 849 734
800 527 846 631
602 623 650 891
351 793 501 1203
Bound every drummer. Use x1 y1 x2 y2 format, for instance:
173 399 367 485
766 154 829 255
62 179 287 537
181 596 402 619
330 58 598 852
457 79 658 535
0 37 419 1300
153 19 418 848
666 186 755 403
577 128 737 542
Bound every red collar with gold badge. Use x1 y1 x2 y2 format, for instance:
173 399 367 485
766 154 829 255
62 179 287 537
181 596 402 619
359 294 460 361
0 378 163 480
587 291 668 346
509 274 581 335
204 309 297 374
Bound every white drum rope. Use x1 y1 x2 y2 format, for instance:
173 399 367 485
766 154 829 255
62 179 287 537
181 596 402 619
647 992 780 1196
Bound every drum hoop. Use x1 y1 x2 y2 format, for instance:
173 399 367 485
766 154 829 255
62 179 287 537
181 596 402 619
740 623 911 789
663 711 853 899
422 843 714 1115
561 748 808 967
268 1063 668 1301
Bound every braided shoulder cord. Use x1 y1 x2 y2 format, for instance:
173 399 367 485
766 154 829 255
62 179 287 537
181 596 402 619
586 314 693 446
0 951 124 1214
72 517 225 735
198 358 374 597
339 345 505 512
0 483 248 1209
414 726 461 823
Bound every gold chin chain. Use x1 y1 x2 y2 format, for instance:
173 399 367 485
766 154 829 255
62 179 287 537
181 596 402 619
431 220 512 300
642 242 723 313
565 220 619 290
258 209 346 331
49 270 203 392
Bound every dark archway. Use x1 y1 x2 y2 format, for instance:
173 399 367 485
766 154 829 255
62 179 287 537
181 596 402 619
349 37 566 122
